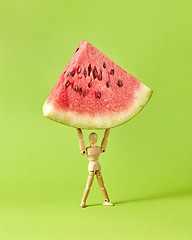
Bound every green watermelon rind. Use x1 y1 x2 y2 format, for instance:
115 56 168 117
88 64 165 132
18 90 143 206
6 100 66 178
42 83 153 129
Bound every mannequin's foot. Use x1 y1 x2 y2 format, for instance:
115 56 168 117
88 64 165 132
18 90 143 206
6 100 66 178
103 201 114 206
80 200 86 208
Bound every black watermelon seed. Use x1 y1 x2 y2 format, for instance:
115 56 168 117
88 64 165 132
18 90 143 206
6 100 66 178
106 81 110 88
67 72 71 77
103 63 106 68
110 69 114 75
83 70 87 77
76 48 79 52
97 92 101 98
74 85 78 91
99 73 102 80
88 66 92 76
88 82 92 88
71 71 75 77
64 71 66 74
79 88 83 94
77 67 81 74
118 81 123 87
93 68 98 79
65 81 70 87
83 92 86 97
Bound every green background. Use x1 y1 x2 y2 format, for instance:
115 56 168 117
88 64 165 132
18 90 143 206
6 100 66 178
0 0 192 239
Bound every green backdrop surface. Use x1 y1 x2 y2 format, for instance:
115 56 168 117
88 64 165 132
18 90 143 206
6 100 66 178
0 0 192 239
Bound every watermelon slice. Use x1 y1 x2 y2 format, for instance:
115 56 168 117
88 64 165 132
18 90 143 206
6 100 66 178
43 41 152 129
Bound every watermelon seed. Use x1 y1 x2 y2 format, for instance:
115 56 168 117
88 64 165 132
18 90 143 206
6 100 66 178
65 81 70 87
83 70 87 77
67 71 75 77
103 63 106 68
79 88 83 94
106 81 110 88
99 73 102 80
88 65 92 76
88 82 92 88
74 85 78 91
77 67 81 74
93 68 98 79
76 48 79 52
64 71 66 74
83 91 86 97
118 81 123 87
110 69 114 75
97 92 101 98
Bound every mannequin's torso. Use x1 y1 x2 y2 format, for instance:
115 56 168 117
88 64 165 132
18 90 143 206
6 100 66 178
86 146 101 171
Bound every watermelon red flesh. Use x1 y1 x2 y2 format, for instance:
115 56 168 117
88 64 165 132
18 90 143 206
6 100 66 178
43 41 152 129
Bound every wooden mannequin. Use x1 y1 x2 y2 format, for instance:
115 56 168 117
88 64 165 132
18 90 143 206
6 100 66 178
76 128 114 208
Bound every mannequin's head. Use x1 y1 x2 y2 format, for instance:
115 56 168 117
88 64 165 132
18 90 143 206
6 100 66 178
89 132 98 145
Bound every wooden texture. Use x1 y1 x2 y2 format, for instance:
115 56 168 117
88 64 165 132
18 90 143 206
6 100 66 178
77 128 114 207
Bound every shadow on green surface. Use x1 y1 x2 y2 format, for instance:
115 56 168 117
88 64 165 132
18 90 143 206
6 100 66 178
86 189 192 207
113 190 192 205
87 197 159 207
83 191 192 208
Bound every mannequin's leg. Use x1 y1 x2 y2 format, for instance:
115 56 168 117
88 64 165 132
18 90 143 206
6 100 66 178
95 170 114 206
80 171 94 207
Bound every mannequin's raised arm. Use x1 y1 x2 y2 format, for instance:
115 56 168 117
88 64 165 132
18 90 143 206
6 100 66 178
76 128 87 155
101 129 110 153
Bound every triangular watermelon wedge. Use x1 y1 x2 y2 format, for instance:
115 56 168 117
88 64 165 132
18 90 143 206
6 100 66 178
43 41 152 129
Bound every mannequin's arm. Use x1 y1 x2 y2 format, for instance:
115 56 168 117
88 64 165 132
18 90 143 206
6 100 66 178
101 129 110 153
76 128 86 155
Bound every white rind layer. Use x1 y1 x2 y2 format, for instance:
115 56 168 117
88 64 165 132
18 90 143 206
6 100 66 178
42 84 152 129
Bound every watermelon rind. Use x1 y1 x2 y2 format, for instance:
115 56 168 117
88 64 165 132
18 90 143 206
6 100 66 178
43 83 152 129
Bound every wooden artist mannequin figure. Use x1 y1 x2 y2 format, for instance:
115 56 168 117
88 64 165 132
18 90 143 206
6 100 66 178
76 128 114 208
